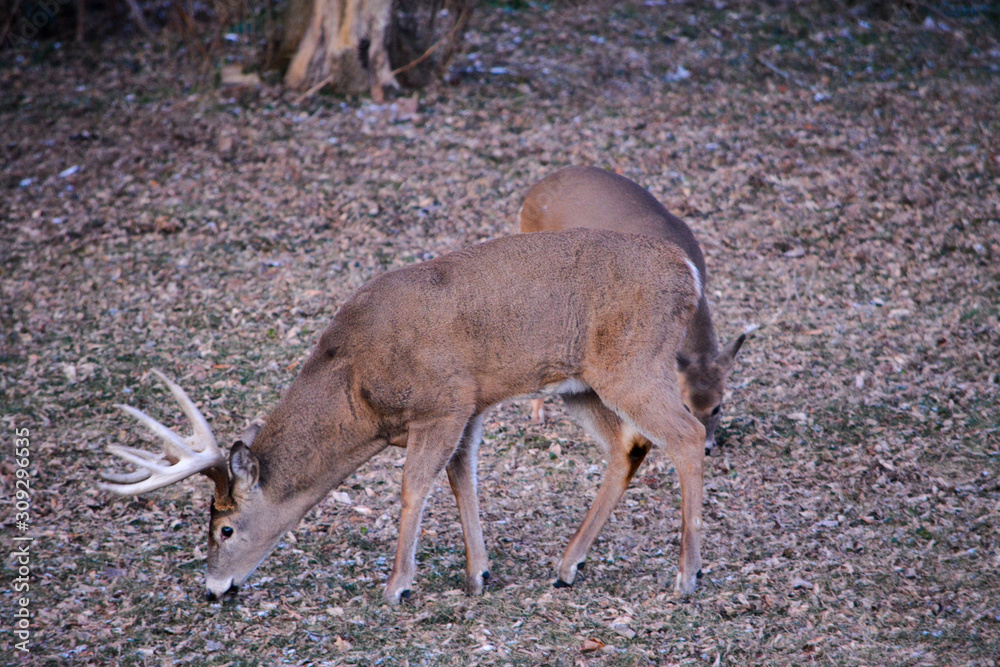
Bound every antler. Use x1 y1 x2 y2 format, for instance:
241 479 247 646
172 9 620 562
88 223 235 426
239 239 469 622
100 370 231 506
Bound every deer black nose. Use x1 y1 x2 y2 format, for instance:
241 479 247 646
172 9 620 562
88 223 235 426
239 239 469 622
205 582 239 602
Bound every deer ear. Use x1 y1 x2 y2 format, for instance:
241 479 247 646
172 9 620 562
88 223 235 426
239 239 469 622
724 333 746 361
229 441 259 492
716 333 747 373
240 421 263 448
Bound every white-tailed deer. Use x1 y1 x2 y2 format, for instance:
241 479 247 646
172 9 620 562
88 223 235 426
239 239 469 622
99 230 707 603
520 166 745 454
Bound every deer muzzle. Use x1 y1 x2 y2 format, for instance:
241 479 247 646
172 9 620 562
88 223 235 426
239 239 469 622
205 576 239 602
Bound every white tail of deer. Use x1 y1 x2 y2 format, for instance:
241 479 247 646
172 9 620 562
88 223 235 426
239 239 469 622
100 230 707 603
520 166 745 454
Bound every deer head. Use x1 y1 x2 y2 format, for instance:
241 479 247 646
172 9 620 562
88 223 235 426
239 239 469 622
100 371 303 601
676 332 745 455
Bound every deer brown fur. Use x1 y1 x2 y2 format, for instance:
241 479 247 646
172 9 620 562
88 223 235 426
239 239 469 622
520 166 745 453
102 229 708 603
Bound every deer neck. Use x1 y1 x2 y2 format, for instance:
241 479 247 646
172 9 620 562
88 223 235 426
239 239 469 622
251 365 388 508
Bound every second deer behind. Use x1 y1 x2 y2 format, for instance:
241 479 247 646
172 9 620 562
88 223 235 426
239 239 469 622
520 166 745 455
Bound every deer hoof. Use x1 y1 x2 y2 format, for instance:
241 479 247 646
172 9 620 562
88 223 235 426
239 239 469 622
465 571 490 596
673 571 698 596
555 561 585 588
384 586 411 605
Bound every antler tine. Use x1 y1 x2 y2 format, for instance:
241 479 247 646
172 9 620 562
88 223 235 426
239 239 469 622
100 468 153 485
99 372 228 498
97 464 210 496
150 369 219 455
114 403 196 462
103 443 174 474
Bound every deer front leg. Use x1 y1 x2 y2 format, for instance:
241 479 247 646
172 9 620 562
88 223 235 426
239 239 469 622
668 424 705 594
384 415 471 605
446 415 490 595
555 391 651 587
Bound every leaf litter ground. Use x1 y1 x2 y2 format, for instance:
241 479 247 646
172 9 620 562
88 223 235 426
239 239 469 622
1 2 999 665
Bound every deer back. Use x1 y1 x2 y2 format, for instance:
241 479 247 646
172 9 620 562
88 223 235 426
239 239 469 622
308 229 701 423
520 166 708 282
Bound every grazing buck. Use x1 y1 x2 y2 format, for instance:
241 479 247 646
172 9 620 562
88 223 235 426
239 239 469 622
100 230 707 603
520 166 745 454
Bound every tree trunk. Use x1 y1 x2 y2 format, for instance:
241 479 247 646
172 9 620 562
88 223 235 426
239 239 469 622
283 0 473 101
275 0 315 72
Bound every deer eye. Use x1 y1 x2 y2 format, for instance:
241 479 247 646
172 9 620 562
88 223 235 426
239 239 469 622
221 526 234 540
712 405 721 416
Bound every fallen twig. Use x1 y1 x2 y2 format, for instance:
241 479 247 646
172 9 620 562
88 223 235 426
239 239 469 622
294 75 336 104
391 5 469 77
123 0 154 37
756 54 809 89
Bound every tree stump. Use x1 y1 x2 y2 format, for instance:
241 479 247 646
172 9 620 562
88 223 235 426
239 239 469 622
283 0 473 101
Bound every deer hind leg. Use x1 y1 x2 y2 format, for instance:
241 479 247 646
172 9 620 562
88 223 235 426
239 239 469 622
446 414 490 596
595 380 707 595
385 414 471 604
554 390 652 588
529 398 546 423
